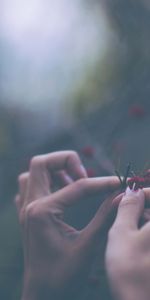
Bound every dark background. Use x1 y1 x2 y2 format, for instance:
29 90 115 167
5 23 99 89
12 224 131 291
1 0 150 299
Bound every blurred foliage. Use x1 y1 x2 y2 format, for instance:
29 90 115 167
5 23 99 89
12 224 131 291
0 0 150 299
68 47 119 117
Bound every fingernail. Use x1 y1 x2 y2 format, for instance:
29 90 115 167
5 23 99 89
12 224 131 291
125 187 139 195
64 174 73 184
80 165 88 177
125 187 144 199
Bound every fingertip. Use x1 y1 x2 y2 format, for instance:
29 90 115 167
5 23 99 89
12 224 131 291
123 187 145 202
79 165 88 178
112 188 145 231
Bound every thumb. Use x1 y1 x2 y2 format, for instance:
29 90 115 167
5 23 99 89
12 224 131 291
113 187 145 231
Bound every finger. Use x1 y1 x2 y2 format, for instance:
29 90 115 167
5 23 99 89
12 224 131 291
143 209 150 222
53 170 73 187
140 189 150 233
111 187 145 231
112 188 150 208
143 188 150 207
27 151 87 201
139 209 150 228
116 188 150 227
18 172 29 210
18 172 29 199
14 194 22 214
51 176 120 208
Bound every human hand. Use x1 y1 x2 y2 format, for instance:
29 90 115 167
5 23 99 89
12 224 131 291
106 187 150 300
15 151 120 300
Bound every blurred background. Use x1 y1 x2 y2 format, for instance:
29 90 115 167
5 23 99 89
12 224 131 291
1 0 150 299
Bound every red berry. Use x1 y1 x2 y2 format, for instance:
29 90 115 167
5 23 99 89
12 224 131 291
129 104 146 118
81 146 95 158
127 176 145 190
86 168 96 177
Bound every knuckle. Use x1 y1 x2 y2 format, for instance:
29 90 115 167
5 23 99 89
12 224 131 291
15 194 20 204
25 203 43 221
18 173 28 183
67 150 79 161
119 197 137 208
30 156 41 168
68 150 78 157
18 175 22 183
24 202 53 228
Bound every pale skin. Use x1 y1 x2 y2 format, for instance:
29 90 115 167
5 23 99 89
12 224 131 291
106 187 150 300
15 151 121 300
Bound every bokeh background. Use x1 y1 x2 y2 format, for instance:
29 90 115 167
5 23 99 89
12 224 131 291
1 0 150 299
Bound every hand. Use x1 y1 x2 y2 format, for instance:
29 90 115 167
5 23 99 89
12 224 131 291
15 151 120 300
106 187 150 300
